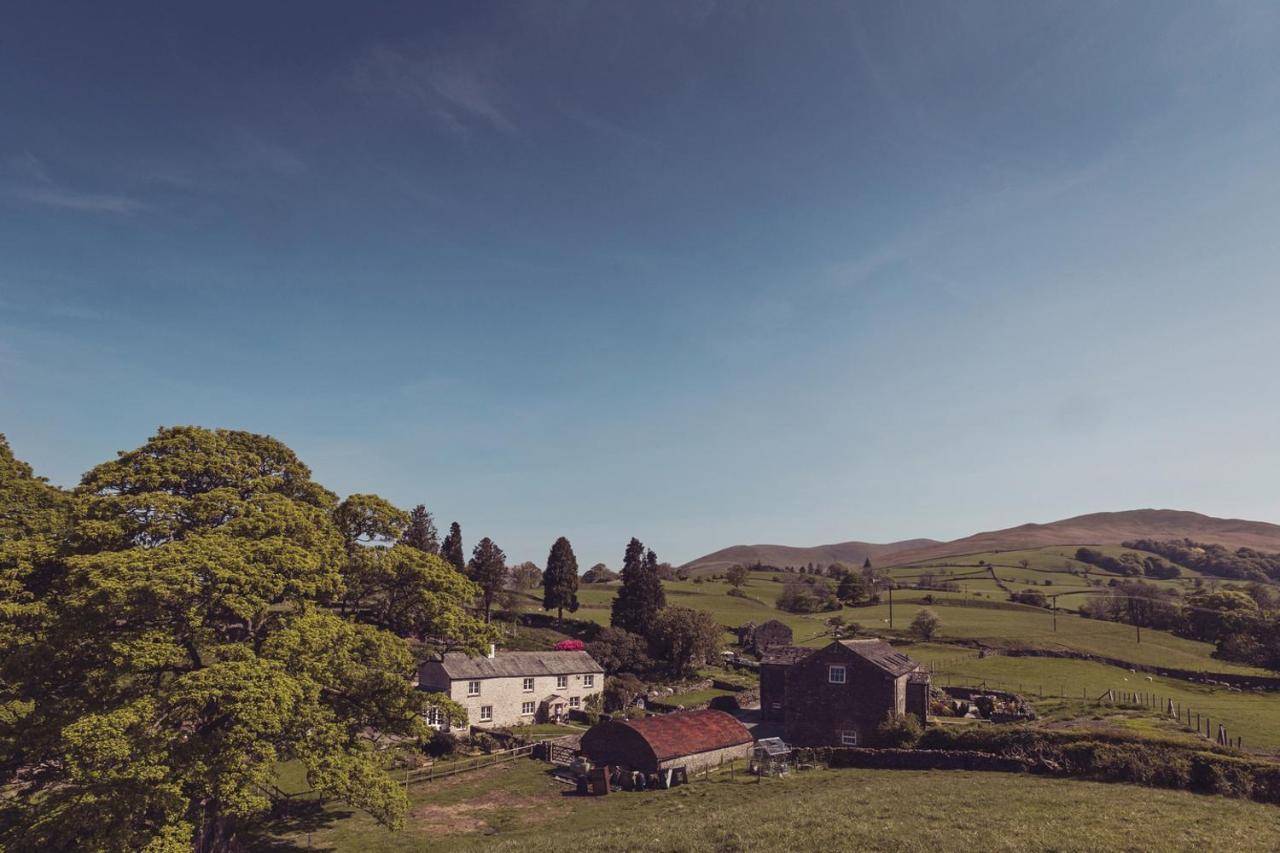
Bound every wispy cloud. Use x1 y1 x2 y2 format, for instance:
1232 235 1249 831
349 43 514 135
6 153 146 214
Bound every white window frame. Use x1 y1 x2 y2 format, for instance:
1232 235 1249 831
583 674 594 688
841 730 858 746
569 696 580 708
521 701 535 716
467 680 481 697
426 707 442 726
828 665 847 684
479 705 493 722
556 675 568 689
522 677 535 692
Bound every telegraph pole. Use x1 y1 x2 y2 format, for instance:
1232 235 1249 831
888 585 894 629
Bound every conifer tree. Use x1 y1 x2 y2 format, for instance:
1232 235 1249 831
401 504 439 554
542 536 580 625
610 537 666 636
467 537 507 623
441 521 465 573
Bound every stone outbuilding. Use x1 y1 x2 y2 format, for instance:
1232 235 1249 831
737 619 795 656
580 709 753 776
759 645 813 722
782 639 927 747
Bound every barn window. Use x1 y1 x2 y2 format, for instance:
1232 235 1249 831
556 675 568 689
522 677 535 692
828 665 846 684
467 680 481 696
521 701 535 716
583 674 594 688
569 696 580 708
479 705 493 722
840 730 858 746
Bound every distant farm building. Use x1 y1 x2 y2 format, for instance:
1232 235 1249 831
417 647 603 729
580 708 753 776
736 619 794 656
771 639 927 746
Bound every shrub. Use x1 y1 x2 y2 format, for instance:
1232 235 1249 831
909 608 940 640
425 730 457 758
470 732 498 754
554 639 585 651
727 588 749 599
873 712 923 748
1191 754 1256 799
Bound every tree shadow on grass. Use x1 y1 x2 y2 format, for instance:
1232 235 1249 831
237 799 355 852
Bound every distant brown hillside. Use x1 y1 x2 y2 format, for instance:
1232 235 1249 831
680 538 940 572
885 510 1280 565
683 509 1280 572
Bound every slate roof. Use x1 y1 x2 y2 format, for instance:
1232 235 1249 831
432 650 603 680
612 709 753 761
760 645 814 666
837 639 919 676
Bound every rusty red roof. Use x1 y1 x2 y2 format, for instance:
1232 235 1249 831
613 709 752 761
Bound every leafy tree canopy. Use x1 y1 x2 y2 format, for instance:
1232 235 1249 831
0 427 475 851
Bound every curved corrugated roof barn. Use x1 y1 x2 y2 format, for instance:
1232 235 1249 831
580 708 754 774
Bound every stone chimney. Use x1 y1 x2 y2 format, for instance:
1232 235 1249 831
487 644 496 659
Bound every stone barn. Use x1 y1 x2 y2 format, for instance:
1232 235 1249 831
759 645 813 722
751 619 794 655
738 619 794 656
782 639 926 747
580 709 753 776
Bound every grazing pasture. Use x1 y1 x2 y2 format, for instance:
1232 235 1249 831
260 756 1280 852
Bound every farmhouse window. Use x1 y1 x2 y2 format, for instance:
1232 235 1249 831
426 707 441 726
523 677 535 692
583 674 594 688
479 705 493 722
840 730 858 746
556 675 568 689
569 696 580 708
828 665 846 684
521 701 535 716
467 680 481 696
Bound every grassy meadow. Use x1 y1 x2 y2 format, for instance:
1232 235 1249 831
262 756 1280 852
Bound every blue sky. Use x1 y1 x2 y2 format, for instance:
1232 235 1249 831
3 2 1279 568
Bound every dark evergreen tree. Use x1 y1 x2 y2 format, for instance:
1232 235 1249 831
400 504 439 554
467 536 507 623
864 557 873 570
611 538 666 636
441 521 465 573
542 536 580 625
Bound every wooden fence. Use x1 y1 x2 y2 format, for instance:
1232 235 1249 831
402 742 540 785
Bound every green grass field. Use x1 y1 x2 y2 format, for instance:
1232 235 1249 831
580 571 1264 675
261 757 1280 852
902 644 1280 754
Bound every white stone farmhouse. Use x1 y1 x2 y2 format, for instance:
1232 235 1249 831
417 647 604 729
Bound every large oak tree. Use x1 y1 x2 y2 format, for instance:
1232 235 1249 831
0 428 482 851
